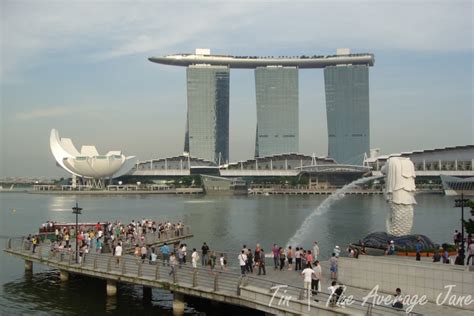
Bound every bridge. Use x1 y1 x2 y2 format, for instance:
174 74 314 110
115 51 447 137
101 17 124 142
4 236 426 316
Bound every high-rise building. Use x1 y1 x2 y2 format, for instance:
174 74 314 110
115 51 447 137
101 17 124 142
185 65 230 163
324 64 370 165
255 67 299 157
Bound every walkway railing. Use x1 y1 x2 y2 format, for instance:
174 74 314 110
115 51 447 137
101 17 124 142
5 237 421 315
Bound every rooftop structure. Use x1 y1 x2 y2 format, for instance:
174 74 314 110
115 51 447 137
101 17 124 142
149 50 374 69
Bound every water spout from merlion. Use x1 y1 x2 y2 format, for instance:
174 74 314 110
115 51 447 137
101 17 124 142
286 175 382 247
381 157 416 236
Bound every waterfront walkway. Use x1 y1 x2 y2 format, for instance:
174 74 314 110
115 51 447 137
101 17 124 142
5 237 426 316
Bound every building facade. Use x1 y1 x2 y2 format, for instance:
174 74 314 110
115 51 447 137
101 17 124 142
324 65 370 165
255 67 299 157
185 65 230 163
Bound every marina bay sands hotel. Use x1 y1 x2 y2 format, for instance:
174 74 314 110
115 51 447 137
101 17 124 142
149 48 374 165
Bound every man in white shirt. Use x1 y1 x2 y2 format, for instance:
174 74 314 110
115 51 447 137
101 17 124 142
301 263 316 298
115 242 122 265
238 250 248 275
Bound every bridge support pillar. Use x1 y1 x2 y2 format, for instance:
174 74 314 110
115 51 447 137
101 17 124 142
172 292 185 316
106 279 117 296
143 286 152 303
59 270 69 281
25 260 33 271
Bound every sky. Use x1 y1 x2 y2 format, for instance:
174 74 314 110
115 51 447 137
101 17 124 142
0 0 473 177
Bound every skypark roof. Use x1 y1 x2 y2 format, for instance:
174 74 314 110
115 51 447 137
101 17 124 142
148 52 375 69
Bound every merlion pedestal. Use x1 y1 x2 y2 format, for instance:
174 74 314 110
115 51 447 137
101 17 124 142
381 157 417 236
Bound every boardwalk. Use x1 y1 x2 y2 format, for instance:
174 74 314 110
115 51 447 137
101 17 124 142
4 237 415 316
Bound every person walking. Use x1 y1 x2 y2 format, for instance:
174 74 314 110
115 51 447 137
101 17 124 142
258 249 266 275
238 250 247 275
115 242 123 265
301 263 316 299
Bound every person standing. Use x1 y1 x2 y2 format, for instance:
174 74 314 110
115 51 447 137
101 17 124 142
313 241 320 263
161 243 170 266
329 253 338 281
312 260 322 297
140 245 148 263
246 249 254 273
279 247 286 271
169 252 177 277
272 244 279 269
295 247 301 271
238 250 247 275
301 263 316 298
115 242 122 265
191 248 199 269
415 239 422 261
258 249 266 275
219 253 227 271
467 242 474 265
287 246 293 270
201 242 209 266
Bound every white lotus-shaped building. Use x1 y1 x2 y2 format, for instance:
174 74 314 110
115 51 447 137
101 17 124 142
50 129 138 183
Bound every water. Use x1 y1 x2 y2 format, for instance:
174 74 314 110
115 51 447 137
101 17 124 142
0 192 459 314
286 175 382 247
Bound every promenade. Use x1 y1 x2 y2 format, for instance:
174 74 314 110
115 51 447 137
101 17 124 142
9 234 462 316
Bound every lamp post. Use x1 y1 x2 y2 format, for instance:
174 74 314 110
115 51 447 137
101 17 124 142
72 202 82 264
454 193 468 265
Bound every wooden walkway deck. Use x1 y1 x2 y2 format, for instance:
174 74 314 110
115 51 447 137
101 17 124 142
4 237 413 316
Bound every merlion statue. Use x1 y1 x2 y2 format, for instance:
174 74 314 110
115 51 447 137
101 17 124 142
381 157 416 236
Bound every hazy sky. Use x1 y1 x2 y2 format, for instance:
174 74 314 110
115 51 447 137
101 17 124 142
1 0 473 177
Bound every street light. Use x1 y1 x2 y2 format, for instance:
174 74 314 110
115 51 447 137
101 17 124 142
72 202 82 264
454 193 468 265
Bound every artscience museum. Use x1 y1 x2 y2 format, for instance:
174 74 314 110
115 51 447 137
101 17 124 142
50 129 138 188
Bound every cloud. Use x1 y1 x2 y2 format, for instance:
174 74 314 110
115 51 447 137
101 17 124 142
1 0 472 81
15 107 69 120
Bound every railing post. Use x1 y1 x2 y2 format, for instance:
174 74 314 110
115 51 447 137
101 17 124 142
213 273 219 291
366 302 373 314
69 252 73 265
122 257 126 274
107 256 112 272
172 268 177 283
81 253 86 266
155 264 159 280
7 238 11 249
93 255 98 270
138 262 142 277
192 270 198 287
